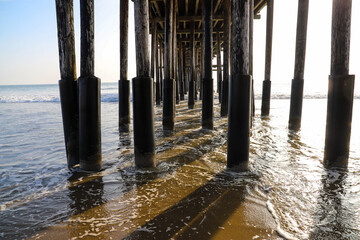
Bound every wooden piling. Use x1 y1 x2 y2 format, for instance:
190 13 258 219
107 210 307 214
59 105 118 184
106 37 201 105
202 0 213 130
249 0 255 118
163 0 175 130
227 0 251 170
199 41 203 100
119 0 130 132
261 0 273 117
156 34 161 105
324 0 354 168
188 20 195 109
56 0 79 169
174 0 180 104
288 0 309 130
160 45 164 101
221 0 230 117
132 0 156 167
195 47 199 101
179 41 185 100
152 21 158 101
217 32 222 104
78 0 102 171
151 21 157 80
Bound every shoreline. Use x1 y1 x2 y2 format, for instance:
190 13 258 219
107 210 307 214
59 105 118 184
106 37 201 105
28 102 280 240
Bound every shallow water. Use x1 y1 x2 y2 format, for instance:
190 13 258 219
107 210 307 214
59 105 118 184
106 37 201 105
0 84 360 239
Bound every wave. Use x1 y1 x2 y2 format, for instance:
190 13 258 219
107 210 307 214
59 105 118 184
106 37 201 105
0 93 123 103
2 93 360 103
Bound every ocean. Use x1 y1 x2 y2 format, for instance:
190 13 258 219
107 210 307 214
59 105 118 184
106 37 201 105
0 82 360 239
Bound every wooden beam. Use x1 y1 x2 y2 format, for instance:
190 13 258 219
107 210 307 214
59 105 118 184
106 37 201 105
152 1 164 29
153 15 224 22
195 0 200 15
214 0 222 14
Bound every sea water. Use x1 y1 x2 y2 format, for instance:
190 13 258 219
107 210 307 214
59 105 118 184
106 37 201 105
0 83 360 239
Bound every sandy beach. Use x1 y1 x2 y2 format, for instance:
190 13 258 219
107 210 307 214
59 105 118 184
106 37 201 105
28 102 280 240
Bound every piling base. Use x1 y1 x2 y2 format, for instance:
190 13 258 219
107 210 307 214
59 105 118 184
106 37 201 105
156 79 161 106
79 76 102 171
119 79 130 132
288 78 304 130
227 74 252 170
188 80 195 109
251 79 255 117
324 75 355 169
59 78 79 169
202 78 214 130
261 80 271 117
132 77 156 168
221 79 229 117
180 80 185 101
163 78 175 131
195 82 198 101
218 81 222 104
176 79 180 104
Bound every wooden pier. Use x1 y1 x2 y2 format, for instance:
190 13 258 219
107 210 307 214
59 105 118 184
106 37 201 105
55 0 355 171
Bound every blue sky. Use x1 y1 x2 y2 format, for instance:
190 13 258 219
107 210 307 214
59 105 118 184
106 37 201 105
0 0 359 95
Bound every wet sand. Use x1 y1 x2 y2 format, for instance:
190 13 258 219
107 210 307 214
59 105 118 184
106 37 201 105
29 101 280 240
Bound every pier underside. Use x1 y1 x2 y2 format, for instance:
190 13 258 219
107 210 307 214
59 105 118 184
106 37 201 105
149 0 266 59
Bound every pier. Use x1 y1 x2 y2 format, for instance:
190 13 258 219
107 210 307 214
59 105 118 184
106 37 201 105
4 1 360 239
56 0 355 171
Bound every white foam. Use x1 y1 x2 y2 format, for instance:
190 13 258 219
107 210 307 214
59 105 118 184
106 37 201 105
266 200 298 240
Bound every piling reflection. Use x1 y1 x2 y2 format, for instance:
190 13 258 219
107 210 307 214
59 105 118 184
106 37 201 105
67 172 105 216
287 130 304 158
124 171 262 239
310 170 359 239
118 131 132 147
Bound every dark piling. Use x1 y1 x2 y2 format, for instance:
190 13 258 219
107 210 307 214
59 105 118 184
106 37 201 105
132 0 156 167
202 0 213 130
156 29 161 106
324 0 354 168
227 0 251 170
78 0 102 171
163 0 175 130
188 20 195 109
217 32 222 104
179 41 185 101
174 0 180 105
221 0 230 117
261 0 273 117
119 0 130 132
56 0 79 169
288 0 309 130
249 0 255 118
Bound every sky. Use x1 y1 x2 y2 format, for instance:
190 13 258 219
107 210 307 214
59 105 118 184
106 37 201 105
0 0 360 96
